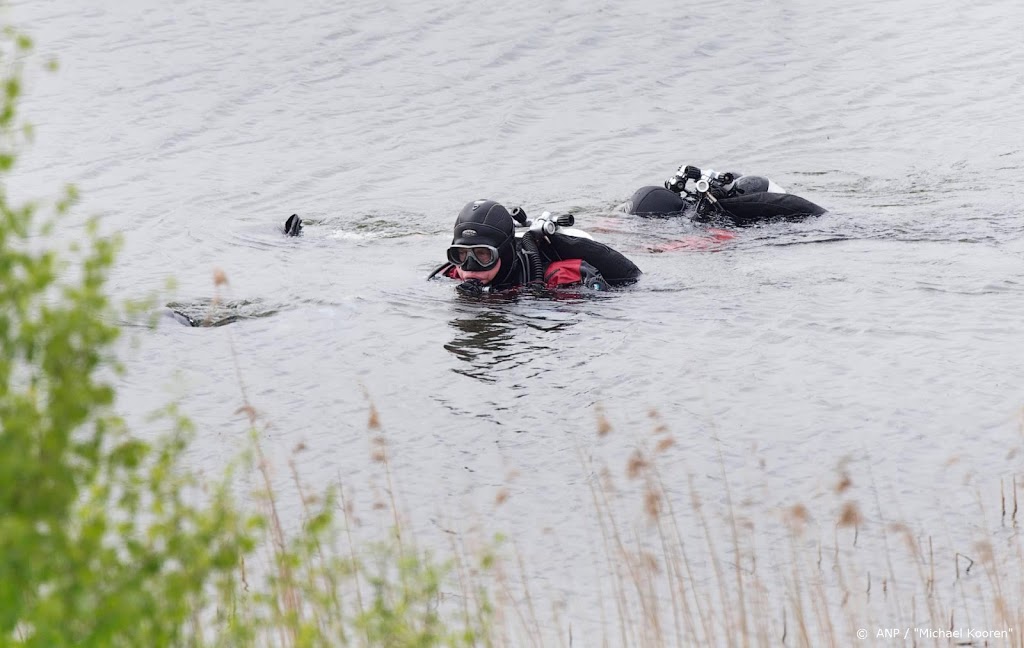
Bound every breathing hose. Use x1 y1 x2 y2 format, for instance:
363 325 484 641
520 231 545 285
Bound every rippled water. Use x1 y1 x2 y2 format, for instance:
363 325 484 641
10 0 1024 641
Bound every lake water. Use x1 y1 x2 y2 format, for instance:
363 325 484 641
10 0 1024 643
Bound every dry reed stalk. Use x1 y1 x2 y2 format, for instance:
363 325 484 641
728 512 771 647
951 548 978 633
585 502 615 648
512 539 544 648
336 484 369 643
546 599 570 648
744 542 776 648
618 448 663 645
215 270 301 645
805 542 836 648
289 458 346 638
362 396 441 628
596 404 612 438
687 472 737 648
784 533 812 647
575 439 636 648
646 477 686 647
255 428 301 645
1014 475 1019 526
363 396 407 559
546 438 613 647
630 411 673 646
886 523 939 632
494 553 535 648
652 479 701 644
865 461 904 624
449 516 503 648
638 428 689 647
711 434 750 648
626 527 661 647
442 517 476 643
597 475 643 648
650 465 712 644
928 535 934 597
1012 530 1024 648
828 526 862 644
969 487 1015 634
1002 478 1007 526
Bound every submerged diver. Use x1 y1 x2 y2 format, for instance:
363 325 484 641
625 164 826 226
428 199 641 294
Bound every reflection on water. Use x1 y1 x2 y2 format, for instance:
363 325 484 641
443 295 581 383
445 309 517 383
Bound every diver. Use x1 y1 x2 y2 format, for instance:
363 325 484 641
625 164 827 226
428 199 641 295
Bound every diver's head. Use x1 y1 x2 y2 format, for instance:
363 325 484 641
448 199 516 286
626 186 686 216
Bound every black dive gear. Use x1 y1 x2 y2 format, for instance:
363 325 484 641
519 230 545 287
731 175 770 194
627 164 827 224
433 200 642 291
629 185 686 216
456 278 485 296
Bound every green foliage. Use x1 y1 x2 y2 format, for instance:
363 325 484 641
0 22 495 648
0 27 260 647
216 474 495 648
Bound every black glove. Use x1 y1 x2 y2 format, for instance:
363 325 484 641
579 261 608 291
456 279 484 296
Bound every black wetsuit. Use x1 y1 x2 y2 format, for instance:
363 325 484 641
626 173 826 226
430 232 642 293
433 199 641 294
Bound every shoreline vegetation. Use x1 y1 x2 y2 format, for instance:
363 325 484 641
3 22 1023 648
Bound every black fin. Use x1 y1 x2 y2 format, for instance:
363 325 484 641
284 214 303 236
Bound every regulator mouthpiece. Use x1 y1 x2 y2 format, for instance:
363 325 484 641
456 278 485 296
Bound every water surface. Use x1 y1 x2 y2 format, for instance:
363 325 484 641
10 0 1024 641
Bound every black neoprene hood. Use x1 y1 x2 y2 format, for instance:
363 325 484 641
628 186 685 215
451 199 518 286
452 200 514 247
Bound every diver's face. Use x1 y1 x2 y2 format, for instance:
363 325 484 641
456 259 501 285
